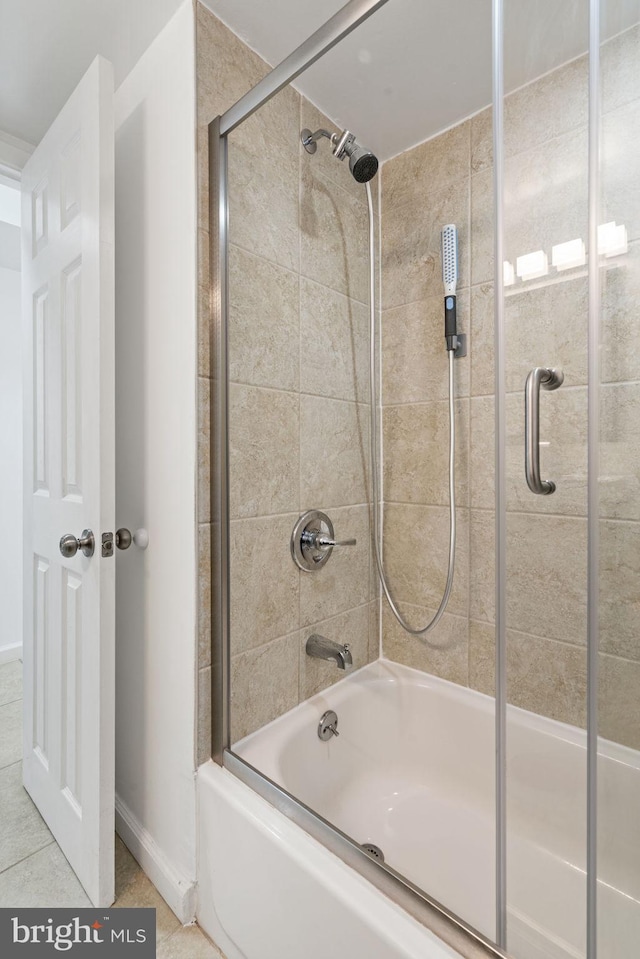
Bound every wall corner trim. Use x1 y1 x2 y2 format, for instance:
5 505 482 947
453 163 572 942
115 793 197 923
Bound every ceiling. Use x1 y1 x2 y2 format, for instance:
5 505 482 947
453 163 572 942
2 0 639 161
201 0 640 161
0 0 182 147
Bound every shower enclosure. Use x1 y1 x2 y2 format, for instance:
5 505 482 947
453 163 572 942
202 0 640 956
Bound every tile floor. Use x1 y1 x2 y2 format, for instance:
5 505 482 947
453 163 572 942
0 660 224 958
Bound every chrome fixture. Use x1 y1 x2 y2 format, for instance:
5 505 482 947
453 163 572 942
524 367 564 494
318 709 340 741
362 842 385 863
301 127 379 182
291 510 356 572
59 529 95 559
115 527 150 550
306 634 353 671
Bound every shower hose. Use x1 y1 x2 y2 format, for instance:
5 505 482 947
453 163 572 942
365 181 456 636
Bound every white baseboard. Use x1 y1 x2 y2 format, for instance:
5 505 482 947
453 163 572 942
115 793 197 924
0 643 22 666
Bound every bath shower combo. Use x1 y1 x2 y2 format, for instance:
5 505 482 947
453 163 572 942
301 126 462 636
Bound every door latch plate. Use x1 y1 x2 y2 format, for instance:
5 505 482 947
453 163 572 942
102 532 114 558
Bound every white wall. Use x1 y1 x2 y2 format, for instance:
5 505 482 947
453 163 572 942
113 0 197 920
0 261 22 664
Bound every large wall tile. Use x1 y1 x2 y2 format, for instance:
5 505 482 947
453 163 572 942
505 513 587 646
198 377 211 524
601 240 640 385
504 276 588 392
382 292 470 404
470 397 494 511
197 667 212 766
470 169 493 286
197 229 210 376
198 524 211 669
602 99 640 244
369 599 381 663
382 121 470 210
382 602 469 687
299 504 371 628
503 55 588 160
300 166 369 303
300 604 372 700
228 84 300 273
600 520 640 662
382 504 469 618
469 621 587 728
230 513 300 655
196 6 264 116
382 177 470 310
231 633 300 743
503 128 588 271
470 283 494 397
600 382 640 521
300 395 369 509
601 24 640 115
599 652 640 751
229 245 299 392
470 510 495 624
196 7 268 231
471 108 492 175
510 632 586 730
383 398 469 507
468 620 495 697
229 384 299 519
300 278 368 403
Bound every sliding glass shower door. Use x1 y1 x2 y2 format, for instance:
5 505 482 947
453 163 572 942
498 2 640 955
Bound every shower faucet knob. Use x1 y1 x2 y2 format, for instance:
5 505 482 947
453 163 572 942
311 534 357 550
291 510 356 572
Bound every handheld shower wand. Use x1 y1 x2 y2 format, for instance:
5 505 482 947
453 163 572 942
442 224 459 352
367 210 459 637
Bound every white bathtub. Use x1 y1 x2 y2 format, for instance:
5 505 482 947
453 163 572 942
197 660 640 959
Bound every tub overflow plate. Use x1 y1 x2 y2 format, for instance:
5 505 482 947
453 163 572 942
318 710 339 741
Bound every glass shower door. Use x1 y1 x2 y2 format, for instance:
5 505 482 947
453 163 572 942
597 1 640 955
499 2 640 956
500 2 590 955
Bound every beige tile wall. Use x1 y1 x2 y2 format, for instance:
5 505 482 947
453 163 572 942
196 4 640 756
196 4 377 757
380 25 640 751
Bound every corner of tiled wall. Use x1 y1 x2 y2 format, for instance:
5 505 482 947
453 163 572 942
195 3 379 756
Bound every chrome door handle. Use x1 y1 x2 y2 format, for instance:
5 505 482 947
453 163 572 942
524 367 563 495
60 529 95 558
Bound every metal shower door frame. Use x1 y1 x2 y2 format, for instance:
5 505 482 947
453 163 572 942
492 0 602 954
206 2 509 956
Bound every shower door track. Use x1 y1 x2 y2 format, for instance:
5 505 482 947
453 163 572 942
223 748 508 959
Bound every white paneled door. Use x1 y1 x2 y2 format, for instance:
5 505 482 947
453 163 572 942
21 56 115 907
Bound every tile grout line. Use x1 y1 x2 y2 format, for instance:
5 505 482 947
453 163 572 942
0 836 57 878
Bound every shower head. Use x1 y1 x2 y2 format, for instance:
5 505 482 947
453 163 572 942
301 127 379 183
441 224 458 296
441 224 460 352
